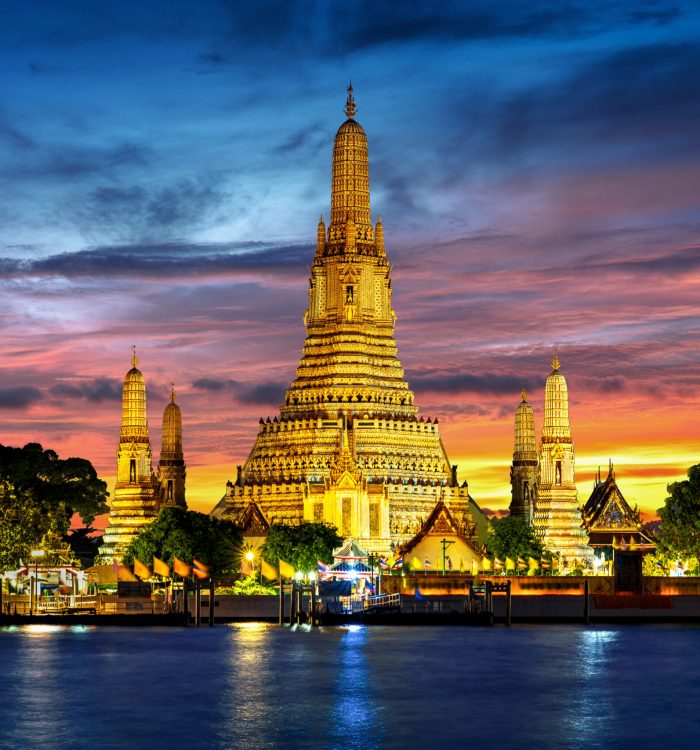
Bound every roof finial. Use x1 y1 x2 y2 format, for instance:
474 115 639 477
131 344 139 369
170 383 176 402
344 82 357 119
551 348 560 372
520 385 527 402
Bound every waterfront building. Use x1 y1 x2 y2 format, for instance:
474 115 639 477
509 389 538 524
99 351 187 563
583 462 655 553
211 87 485 554
398 500 484 573
532 354 594 567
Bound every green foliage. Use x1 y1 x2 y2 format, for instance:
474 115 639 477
123 506 243 578
262 522 342 573
0 481 44 569
217 575 278 596
0 442 108 531
657 465 700 571
485 515 547 569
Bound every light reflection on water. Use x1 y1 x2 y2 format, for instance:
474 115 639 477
0 624 699 750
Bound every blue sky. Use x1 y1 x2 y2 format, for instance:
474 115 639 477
1 1 700 516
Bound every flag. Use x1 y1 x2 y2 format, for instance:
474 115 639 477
552 556 559 571
414 585 425 601
261 560 278 581
193 559 209 580
528 556 539 571
133 559 151 580
505 557 515 571
494 557 503 572
481 557 492 571
279 559 295 579
379 556 389 570
317 560 329 573
459 557 465 572
116 564 137 582
412 556 422 570
517 556 527 571
173 557 191 577
392 557 404 570
471 560 480 577
540 558 550 571
153 557 170 577
364 579 375 594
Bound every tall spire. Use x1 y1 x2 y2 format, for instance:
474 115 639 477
510 389 538 523
328 84 372 246
344 82 357 118
543 351 570 441
120 348 148 442
159 384 187 508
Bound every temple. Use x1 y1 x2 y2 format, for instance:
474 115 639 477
212 86 485 555
532 354 594 567
98 350 187 563
582 462 654 553
509 389 538 523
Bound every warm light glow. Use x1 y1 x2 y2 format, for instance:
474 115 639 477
30 549 46 559
245 551 255 562
294 571 303 581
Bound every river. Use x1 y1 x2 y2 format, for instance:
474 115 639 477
0 623 698 749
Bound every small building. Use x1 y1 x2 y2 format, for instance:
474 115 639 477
583 463 655 552
398 500 484 573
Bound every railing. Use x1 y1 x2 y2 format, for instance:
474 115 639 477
361 593 401 611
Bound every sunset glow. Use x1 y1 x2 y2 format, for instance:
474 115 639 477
2 2 699 525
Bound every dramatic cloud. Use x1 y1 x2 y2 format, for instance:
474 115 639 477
0 387 42 409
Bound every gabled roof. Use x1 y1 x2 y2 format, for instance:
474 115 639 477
333 539 369 561
583 465 654 546
398 500 483 557
240 501 270 535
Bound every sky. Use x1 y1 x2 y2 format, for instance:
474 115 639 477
1 0 699 525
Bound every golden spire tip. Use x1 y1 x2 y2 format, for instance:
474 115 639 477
170 383 176 402
551 349 560 372
520 386 527 402
131 344 139 369
344 82 357 119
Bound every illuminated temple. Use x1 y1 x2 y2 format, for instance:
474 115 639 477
532 354 594 566
212 87 485 555
99 350 187 563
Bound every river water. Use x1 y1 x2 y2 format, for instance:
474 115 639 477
0 623 697 750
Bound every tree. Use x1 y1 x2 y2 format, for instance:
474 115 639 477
123 506 243 578
486 515 547 569
656 465 700 572
0 481 44 569
0 442 108 531
262 522 343 573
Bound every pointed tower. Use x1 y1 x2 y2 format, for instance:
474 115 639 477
533 353 593 567
509 389 538 524
99 348 161 564
158 386 187 509
212 87 484 555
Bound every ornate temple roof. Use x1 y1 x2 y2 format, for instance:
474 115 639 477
120 346 149 444
583 463 655 547
398 500 483 557
333 539 369 562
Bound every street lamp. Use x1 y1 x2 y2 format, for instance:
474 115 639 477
30 549 45 615
244 550 255 580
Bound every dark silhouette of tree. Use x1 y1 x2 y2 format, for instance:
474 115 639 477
657 464 700 572
123 506 243 578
